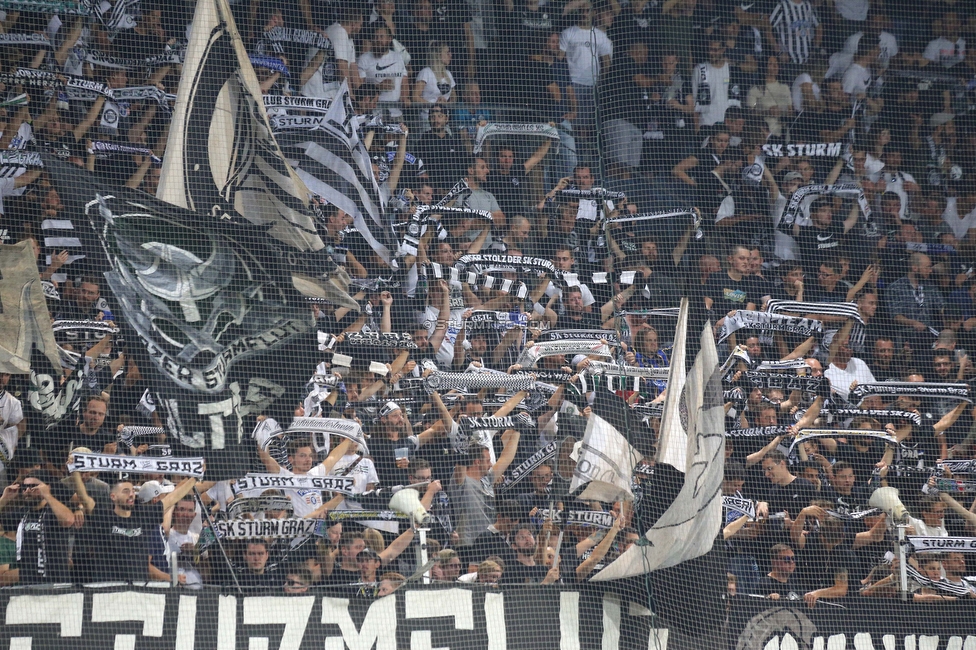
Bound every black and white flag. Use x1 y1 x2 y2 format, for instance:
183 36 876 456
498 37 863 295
279 82 396 267
155 0 323 257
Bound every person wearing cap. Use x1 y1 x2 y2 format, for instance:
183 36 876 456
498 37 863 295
137 480 183 584
368 401 441 487
0 471 76 584
0 372 24 485
450 419 521 548
72 473 199 583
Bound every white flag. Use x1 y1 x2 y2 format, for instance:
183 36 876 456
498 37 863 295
593 316 725 581
570 413 641 503
656 298 688 472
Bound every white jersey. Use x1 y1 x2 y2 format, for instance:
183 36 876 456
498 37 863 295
924 37 965 68
276 464 333 517
358 48 407 108
692 61 740 126
0 390 22 472
559 25 613 87
423 282 466 368
769 0 819 65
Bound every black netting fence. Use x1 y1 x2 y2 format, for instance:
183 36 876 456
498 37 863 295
0 0 975 647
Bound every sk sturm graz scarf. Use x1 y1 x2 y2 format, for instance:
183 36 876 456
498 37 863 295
849 382 972 404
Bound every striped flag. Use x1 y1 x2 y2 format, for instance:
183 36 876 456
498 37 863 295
277 82 398 267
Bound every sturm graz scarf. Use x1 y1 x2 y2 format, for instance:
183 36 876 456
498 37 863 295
263 95 332 112
262 27 332 50
0 33 51 48
324 510 411 522
270 115 327 131
723 495 757 519
472 122 560 154
540 329 619 345
344 331 418 349
789 428 896 452
425 262 529 300
782 183 868 228
938 460 976 474
456 253 554 277
516 340 613 368
214 518 322 539
765 300 864 324
820 408 922 427
724 425 792 438
537 509 615 529
66 453 206 477
728 371 825 393
557 188 626 201
117 426 164 448
719 310 823 343
0 0 90 13
88 141 162 163
464 310 529 331
909 537 976 553
850 382 972 404
226 496 294 518
500 440 559 492
425 371 536 393
232 474 357 495
0 151 43 168
904 563 974 598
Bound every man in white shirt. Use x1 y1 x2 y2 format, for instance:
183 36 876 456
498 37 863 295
302 6 363 100
693 37 740 127
357 23 408 119
559 2 612 161
0 372 24 481
941 192 976 240
923 13 965 68
256 424 352 516
824 337 876 401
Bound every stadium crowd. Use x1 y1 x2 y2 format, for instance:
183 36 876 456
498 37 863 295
0 0 974 606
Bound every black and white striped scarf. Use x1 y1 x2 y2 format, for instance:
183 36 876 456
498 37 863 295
766 300 864 324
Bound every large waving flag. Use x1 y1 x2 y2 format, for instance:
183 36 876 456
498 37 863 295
592 300 725 581
277 82 397 267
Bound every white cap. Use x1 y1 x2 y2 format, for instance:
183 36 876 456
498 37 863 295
571 354 588 367
138 480 175 503
380 401 402 417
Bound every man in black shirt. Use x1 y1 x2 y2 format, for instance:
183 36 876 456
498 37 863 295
704 244 757 319
464 499 522 573
239 541 277 589
416 106 463 192
754 543 800 599
0 472 76 584
557 285 633 329
44 395 116 468
759 450 819 518
485 142 551 217
502 524 552 584
75 475 198 582
794 197 859 275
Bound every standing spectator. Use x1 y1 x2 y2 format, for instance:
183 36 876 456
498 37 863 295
239 541 276 588
768 0 821 68
824 336 877 401
760 450 819 518
747 56 794 137
412 42 458 127
0 373 24 483
643 51 696 176
923 13 966 69
358 24 410 121
450 431 521 548
485 141 551 218
560 2 613 165
703 244 758 316
416 105 464 191
74 476 199 582
793 197 860 275
0 473 76 584
166 495 202 587
256 433 350 517
458 156 506 227
885 253 946 346
693 38 741 128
